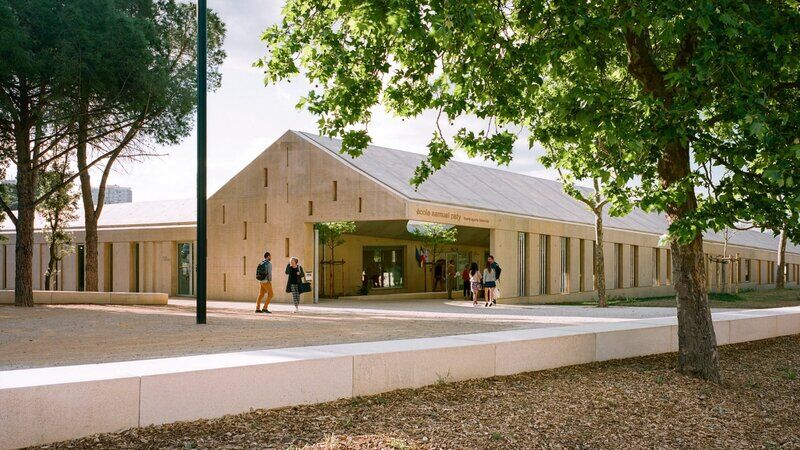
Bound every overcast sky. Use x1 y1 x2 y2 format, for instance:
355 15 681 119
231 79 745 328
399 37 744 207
105 0 554 202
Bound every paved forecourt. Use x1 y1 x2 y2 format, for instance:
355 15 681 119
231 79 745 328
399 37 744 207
1 306 799 449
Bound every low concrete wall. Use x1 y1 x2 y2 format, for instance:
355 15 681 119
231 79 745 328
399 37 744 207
0 290 168 306
1 306 798 449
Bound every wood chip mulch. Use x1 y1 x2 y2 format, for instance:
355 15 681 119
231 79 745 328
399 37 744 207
32 335 800 450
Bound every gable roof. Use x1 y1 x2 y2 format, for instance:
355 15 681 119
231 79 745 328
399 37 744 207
296 131 799 254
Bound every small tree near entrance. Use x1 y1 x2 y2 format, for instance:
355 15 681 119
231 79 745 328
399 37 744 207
37 159 79 291
410 223 457 292
316 221 356 297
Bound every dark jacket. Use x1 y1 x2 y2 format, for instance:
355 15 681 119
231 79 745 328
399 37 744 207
491 262 502 279
285 264 305 293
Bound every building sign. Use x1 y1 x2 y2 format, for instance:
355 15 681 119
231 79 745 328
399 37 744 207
413 207 491 227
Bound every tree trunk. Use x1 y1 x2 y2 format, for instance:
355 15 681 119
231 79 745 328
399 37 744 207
14 124 36 306
775 227 787 289
76 103 99 292
45 240 58 291
660 141 722 383
593 208 607 308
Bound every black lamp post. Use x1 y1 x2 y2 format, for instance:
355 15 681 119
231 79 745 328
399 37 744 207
196 0 207 324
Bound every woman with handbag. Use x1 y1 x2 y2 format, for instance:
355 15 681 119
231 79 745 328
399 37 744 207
285 257 307 313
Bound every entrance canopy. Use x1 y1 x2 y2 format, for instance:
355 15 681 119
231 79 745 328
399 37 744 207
354 220 489 248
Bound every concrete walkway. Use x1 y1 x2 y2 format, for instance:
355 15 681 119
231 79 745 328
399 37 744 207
171 297 693 324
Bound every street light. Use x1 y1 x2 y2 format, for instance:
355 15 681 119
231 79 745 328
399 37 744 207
196 0 207 324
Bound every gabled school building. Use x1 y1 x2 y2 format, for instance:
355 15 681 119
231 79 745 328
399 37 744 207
2 130 799 302
206 130 800 302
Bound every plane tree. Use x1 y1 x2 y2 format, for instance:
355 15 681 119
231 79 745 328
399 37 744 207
707 85 800 289
258 1 800 382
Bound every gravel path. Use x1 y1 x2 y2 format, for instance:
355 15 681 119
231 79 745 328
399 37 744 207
0 301 554 370
32 335 800 449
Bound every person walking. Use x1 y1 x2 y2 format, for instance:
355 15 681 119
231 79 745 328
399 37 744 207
433 259 445 291
487 255 502 305
468 262 482 307
285 257 305 313
461 264 471 300
446 259 456 300
482 261 497 307
255 251 273 313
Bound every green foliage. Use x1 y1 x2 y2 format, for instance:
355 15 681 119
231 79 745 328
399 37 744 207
315 221 357 250
36 160 79 264
410 223 458 265
258 0 800 245
0 0 227 207
410 223 457 248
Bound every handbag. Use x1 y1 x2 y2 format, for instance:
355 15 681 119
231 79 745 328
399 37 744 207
493 287 501 299
299 266 312 293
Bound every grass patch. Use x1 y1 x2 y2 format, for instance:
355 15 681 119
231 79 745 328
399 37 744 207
554 288 800 309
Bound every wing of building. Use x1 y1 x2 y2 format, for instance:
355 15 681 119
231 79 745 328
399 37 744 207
2 130 798 300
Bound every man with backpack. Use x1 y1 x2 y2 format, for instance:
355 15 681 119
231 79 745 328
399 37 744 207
255 252 273 313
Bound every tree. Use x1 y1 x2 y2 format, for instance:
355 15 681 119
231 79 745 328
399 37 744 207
258 1 800 382
410 223 457 292
0 0 155 306
36 157 78 290
0 0 226 305
707 74 800 290
315 221 356 297
71 0 226 292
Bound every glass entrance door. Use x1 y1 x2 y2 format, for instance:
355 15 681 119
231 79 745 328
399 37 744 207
177 242 194 296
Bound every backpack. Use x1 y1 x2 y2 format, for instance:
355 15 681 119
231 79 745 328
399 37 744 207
256 260 268 281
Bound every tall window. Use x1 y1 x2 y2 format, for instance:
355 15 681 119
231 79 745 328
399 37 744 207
332 180 338 201
308 201 313 216
632 246 639 287
579 239 585 292
654 248 661 286
263 168 269 187
131 243 140 293
222 205 226 224
264 203 268 222
243 221 247 240
665 249 672 285
539 235 549 295
358 197 363 213
615 243 623 289
592 241 597 290
560 237 569 293
363 247 404 288
285 238 290 257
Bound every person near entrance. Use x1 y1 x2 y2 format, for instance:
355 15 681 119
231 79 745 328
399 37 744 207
487 255 502 305
468 262 482 306
433 259 446 291
461 264 471 299
446 259 456 299
482 261 498 307
285 257 306 313
255 252 273 313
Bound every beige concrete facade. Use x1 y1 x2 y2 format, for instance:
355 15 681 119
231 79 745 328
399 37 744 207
204 131 799 303
2 130 799 302
0 225 196 297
